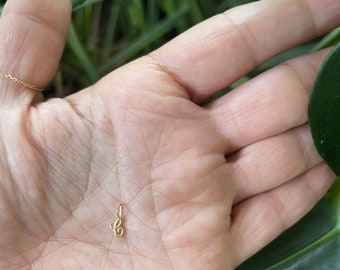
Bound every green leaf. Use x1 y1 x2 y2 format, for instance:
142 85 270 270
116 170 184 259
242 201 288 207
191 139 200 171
67 22 100 83
237 179 340 269
72 0 104 11
309 42 340 175
312 27 340 51
103 1 121 49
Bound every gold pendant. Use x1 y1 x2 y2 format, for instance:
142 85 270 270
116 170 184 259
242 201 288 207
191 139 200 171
110 204 124 237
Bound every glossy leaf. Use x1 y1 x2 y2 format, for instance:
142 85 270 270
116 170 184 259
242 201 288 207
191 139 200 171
309 42 340 175
237 179 340 269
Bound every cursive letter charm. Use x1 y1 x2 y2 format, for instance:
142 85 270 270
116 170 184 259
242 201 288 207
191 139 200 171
110 204 124 237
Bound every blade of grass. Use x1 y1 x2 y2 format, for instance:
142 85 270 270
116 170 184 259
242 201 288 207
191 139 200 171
312 27 340 51
99 3 189 73
147 0 159 26
104 1 121 49
87 3 102 54
128 0 147 35
72 4 93 44
72 0 105 11
157 0 177 15
67 22 100 83
161 0 192 36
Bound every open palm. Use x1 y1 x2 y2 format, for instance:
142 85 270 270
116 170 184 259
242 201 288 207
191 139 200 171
0 0 339 269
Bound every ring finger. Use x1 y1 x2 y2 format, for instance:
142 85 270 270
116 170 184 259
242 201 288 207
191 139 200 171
229 124 323 204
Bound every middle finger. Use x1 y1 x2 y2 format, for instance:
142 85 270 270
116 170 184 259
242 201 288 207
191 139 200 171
208 49 330 153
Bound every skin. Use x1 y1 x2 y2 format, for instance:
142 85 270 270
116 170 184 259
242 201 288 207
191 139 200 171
0 0 339 269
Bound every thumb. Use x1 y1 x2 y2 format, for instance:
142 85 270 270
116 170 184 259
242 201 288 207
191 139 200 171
0 0 71 105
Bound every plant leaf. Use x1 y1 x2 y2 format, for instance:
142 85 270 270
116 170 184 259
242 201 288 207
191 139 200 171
67 22 100 83
309 42 340 175
312 27 340 51
72 0 104 11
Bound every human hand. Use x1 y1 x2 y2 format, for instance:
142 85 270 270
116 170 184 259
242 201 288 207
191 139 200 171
0 0 339 269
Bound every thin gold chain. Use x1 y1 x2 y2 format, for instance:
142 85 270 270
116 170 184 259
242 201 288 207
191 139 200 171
0 71 43 91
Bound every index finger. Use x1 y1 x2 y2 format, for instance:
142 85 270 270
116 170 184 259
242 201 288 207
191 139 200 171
150 0 340 103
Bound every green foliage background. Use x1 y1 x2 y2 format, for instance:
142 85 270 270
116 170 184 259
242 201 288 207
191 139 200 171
0 0 339 268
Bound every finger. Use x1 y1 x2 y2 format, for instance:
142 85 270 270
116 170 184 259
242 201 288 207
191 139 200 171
0 0 71 105
230 124 322 204
230 163 335 267
149 0 340 103
209 49 330 153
